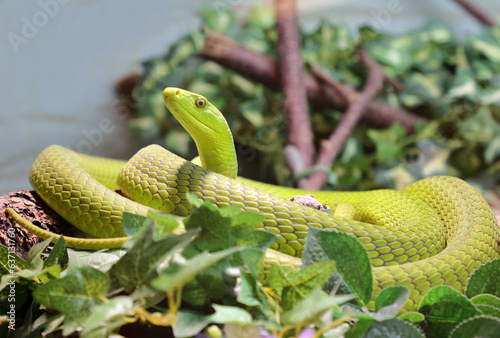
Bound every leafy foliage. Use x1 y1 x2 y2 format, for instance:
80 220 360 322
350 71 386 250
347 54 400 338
1 200 499 337
127 7 500 192
3 5 500 338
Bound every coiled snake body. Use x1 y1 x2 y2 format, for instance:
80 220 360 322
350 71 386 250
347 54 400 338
10 88 500 311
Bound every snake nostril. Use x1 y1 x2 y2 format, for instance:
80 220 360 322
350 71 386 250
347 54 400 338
175 90 181 97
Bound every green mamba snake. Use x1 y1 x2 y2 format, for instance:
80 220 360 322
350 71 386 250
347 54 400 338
7 88 500 311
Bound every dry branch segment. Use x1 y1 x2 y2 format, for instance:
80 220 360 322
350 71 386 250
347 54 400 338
454 0 495 26
199 31 425 134
275 0 315 169
305 48 385 190
0 190 85 259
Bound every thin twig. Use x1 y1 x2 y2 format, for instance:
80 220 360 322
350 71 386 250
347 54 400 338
454 0 496 26
311 66 354 103
199 31 425 133
304 48 385 190
275 0 315 170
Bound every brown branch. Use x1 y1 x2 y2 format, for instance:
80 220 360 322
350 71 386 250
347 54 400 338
454 0 496 26
199 30 425 134
0 190 84 259
304 48 385 190
275 0 314 169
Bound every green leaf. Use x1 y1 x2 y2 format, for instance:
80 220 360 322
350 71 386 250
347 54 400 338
185 203 233 251
466 258 500 298
43 236 68 271
485 137 500 164
80 296 134 338
373 286 410 320
209 304 252 325
109 222 196 292
447 68 477 98
150 246 244 292
398 311 425 322
450 315 500 338
182 266 225 306
186 192 204 208
122 212 153 238
281 288 354 325
0 245 27 275
471 294 500 309
32 265 110 336
345 317 374 338
0 246 27 292
367 123 406 163
202 7 235 33
265 261 336 310
147 210 181 239
469 35 500 62
235 243 275 280
173 309 211 338
67 248 125 273
471 294 500 317
302 227 373 305
419 285 480 338
16 237 53 278
460 106 500 144
363 318 425 338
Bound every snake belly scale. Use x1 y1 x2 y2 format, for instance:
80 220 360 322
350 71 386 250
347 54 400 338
14 88 500 311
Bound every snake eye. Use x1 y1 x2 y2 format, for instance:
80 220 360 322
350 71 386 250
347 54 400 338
195 97 206 108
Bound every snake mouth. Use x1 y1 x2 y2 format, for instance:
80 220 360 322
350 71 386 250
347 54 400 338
164 87 220 135
163 87 181 101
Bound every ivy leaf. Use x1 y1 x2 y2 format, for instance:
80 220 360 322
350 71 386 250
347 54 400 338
16 237 53 278
37 237 68 281
185 202 233 251
209 304 252 325
237 272 275 321
447 68 477 99
302 227 373 305
398 311 425 322
471 294 500 317
372 286 410 321
0 246 27 293
43 236 68 271
122 212 154 238
450 315 500 338
345 318 374 338
67 249 125 273
109 222 197 292
367 123 406 163
182 266 225 306
265 261 336 310
32 266 110 336
363 318 425 338
419 285 480 338
466 258 500 298
281 288 354 326
150 246 244 292
147 210 180 238
468 34 500 62
80 296 134 338
173 309 212 338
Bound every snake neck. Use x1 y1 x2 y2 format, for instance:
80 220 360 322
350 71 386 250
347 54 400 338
195 134 238 179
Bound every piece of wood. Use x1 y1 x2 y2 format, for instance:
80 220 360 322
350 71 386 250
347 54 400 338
0 190 84 259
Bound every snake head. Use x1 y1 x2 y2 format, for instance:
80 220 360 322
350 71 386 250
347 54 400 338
163 87 229 136
163 87 238 178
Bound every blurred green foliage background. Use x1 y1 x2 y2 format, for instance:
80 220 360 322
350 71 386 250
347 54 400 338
124 6 500 197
